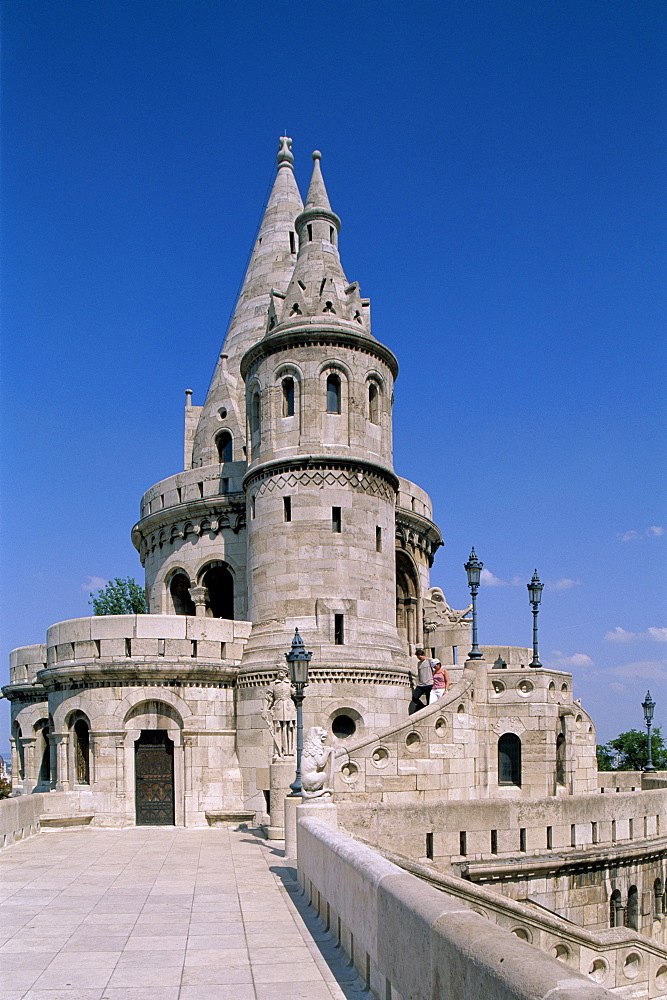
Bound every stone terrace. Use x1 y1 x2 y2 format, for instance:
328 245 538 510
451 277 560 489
0 827 367 1000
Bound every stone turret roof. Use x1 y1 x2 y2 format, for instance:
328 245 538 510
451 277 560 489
190 137 303 467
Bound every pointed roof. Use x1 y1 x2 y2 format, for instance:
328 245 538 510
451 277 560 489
189 137 303 469
304 150 332 212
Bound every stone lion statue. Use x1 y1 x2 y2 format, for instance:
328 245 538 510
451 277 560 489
301 726 334 800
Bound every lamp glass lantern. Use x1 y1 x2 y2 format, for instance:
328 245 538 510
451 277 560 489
642 690 655 725
527 570 544 607
464 548 483 589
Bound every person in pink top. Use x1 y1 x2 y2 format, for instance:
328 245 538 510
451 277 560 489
429 660 450 702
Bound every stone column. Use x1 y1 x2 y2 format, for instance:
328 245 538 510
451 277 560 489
20 737 37 792
268 758 295 840
189 586 208 617
114 734 126 798
53 733 70 791
48 732 58 790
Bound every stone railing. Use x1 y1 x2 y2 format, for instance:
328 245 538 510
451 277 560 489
138 462 247 519
1 790 94 849
297 815 617 1000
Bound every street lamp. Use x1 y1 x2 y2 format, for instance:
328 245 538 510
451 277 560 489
642 690 656 772
464 548 484 659
286 628 313 795
527 570 544 668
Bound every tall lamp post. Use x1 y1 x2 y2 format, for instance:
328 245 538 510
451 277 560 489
642 690 656 772
527 570 544 668
464 548 484 659
286 628 312 795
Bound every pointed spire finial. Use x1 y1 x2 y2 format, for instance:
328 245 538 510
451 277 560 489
277 136 294 168
304 149 332 212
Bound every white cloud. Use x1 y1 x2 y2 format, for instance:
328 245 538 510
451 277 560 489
605 659 667 682
82 575 107 592
549 650 594 668
480 569 522 587
604 626 667 643
617 526 664 542
547 578 581 591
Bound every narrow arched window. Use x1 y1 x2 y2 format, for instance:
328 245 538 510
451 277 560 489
556 733 566 785
368 383 380 424
326 374 341 414
250 391 261 440
13 723 24 780
626 886 639 930
74 719 90 785
654 878 664 918
216 431 232 463
170 573 195 616
282 377 295 417
498 733 521 786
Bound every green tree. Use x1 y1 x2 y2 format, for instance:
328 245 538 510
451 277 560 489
89 577 147 615
596 728 667 771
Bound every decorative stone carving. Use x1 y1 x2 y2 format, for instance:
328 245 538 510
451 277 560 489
262 668 296 759
301 726 334 800
424 587 472 628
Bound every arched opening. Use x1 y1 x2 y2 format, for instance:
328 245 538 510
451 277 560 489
498 733 521 787
368 382 380 424
396 551 419 645
282 377 295 417
610 889 623 927
556 733 566 785
216 431 233 463
74 719 90 785
250 390 261 445
326 374 341 414
202 562 234 619
654 879 664 919
170 573 195 616
34 720 51 786
626 886 639 930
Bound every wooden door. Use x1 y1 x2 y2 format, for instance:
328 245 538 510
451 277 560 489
134 730 175 825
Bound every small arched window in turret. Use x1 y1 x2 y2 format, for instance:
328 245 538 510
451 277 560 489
289 302 301 316
282 377 295 417
498 733 521 786
216 431 233 463
326 374 341 414
368 383 380 424
250 391 261 440
556 733 566 785
323 300 335 313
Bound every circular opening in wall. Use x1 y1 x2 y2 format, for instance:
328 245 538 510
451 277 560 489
548 681 556 700
492 681 505 696
340 761 358 782
518 680 534 695
405 732 421 750
552 944 570 962
217 407 227 419
655 965 667 990
332 714 357 739
623 954 641 980
434 717 447 737
589 959 607 984
471 907 489 919
511 927 531 942
371 747 389 768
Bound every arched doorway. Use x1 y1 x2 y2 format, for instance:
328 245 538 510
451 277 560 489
396 551 419 645
73 719 90 785
134 730 175 826
170 572 196 615
201 562 234 619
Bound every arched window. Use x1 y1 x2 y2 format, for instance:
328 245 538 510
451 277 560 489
250 391 261 440
74 719 90 785
216 431 232 463
202 563 234 620
326 374 341 414
282 377 295 417
654 878 664 919
498 733 521 786
170 573 195 616
626 886 639 930
368 383 380 424
556 733 566 785
396 551 419 645
13 722 24 780
610 889 623 927
36 721 51 786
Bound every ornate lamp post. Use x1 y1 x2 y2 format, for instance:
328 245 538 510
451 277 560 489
464 548 484 659
527 570 544 668
286 628 312 795
642 690 656 772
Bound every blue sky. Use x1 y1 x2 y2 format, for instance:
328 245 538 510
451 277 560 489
2 0 665 751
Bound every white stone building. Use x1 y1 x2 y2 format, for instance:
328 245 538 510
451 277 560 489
3 139 665 966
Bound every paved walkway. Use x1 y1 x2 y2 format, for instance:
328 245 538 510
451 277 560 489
0 827 367 1000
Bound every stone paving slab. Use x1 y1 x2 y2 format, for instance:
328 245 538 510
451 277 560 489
0 827 369 1000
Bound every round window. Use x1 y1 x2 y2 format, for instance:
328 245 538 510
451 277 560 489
332 714 356 739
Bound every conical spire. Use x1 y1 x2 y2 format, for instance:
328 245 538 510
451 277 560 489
304 150 332 212
189 137 303 469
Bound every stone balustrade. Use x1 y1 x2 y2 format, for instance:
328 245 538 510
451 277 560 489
297 815 618 1000
138 462 247 519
